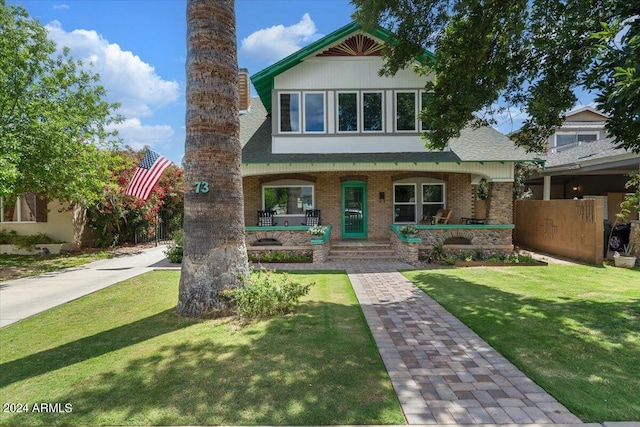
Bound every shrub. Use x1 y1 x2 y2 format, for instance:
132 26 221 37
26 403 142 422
248 250 313 263
0 229 62 249
164 229 183 263
227 268 313 319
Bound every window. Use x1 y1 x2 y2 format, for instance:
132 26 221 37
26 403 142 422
337 92 359 132
420 91 433 131
263 185 314 215
394 184 416 223
396 91 417 131
304 92 325 132
556 132 598 147
1 193 46 223
362 91 383 132
279 92 300 133
422 184 445 218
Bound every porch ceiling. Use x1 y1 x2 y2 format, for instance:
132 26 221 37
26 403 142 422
241 161 516 182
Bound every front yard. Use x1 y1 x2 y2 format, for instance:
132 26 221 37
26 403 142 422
403 264 640 422
0 270 403 426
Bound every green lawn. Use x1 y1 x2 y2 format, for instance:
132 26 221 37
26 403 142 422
403 264 640 422
0 251 112 281
0 271 404 426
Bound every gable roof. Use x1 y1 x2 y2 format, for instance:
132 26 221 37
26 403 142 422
250 21 436 114
564 106 608 120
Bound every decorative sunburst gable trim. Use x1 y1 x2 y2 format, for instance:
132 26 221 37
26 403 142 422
316 34 384 57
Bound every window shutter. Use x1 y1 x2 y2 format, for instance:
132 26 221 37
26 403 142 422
35 197 48 222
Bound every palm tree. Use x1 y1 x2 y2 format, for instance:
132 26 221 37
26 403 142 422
178 0 249 318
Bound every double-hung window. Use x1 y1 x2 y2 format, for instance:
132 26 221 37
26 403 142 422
396 91 417 131
362 91 383 132
421 184 445 218
393 184 416 223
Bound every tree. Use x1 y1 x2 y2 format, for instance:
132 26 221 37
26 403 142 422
0 2 121 204
352 0 639 153
86 147 184 247
178 0 249 318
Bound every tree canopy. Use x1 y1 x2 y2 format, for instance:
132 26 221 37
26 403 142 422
352 0 640 153
0 2 121 205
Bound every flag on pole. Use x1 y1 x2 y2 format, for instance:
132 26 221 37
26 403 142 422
125 149 172 200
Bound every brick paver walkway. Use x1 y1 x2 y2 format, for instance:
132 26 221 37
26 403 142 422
346 265 583 425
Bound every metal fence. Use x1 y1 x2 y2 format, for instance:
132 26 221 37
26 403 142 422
134 209 181 246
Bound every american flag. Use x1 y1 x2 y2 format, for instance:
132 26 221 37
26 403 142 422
125 149 172 200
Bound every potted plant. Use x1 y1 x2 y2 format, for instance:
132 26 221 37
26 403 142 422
307 225 328 237
612 172 640 268
400 224 417 236
474 178 490 220
613 241 637 268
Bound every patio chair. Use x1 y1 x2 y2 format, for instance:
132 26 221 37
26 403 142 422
431 209 452 224
257 210 276 226
302 209 321 226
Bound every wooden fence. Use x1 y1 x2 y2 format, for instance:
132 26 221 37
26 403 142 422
514 197 605 264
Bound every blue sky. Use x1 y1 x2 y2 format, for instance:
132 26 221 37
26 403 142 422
10 0 595 164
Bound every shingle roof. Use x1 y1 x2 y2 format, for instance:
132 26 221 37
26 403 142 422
543 138 636 169
240 99 539 164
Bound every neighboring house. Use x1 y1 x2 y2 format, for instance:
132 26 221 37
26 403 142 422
0 193 83 252
527 106 640 221
239 22 536 261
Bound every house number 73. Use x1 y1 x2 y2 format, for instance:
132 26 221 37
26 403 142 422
195 181 209 194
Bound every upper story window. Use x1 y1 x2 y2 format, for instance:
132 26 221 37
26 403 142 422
1 193 47 223
396 91 417 132
556 132 598 147
363 91 383 132
304 92 325 133
279 92 300 133
337 92 359 132
420 91 433 131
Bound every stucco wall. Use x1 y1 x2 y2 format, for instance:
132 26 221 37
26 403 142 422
1 200 81 248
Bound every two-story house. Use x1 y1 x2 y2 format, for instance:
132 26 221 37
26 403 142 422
527 106 640 221
240 22 536 262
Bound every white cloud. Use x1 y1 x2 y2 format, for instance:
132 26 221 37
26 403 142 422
43 21 180 150
45 21 179 117
53 4 69 10
108 118 174 150
240 13 320 63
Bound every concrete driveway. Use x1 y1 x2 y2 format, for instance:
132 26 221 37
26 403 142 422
0 245 170 327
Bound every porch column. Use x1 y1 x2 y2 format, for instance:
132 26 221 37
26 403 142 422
543 175 551 200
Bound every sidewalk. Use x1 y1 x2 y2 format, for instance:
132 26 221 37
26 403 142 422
0 245 169 327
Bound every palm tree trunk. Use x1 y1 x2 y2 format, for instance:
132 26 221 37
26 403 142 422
178 0 249 318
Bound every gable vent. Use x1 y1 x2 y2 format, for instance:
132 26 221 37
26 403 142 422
316 34 383 57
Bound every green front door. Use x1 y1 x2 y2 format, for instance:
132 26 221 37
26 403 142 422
341 181 367 238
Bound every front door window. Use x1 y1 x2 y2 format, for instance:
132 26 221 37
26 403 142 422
342 182 367 238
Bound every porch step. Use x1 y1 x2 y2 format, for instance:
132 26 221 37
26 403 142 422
327 240 399 261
